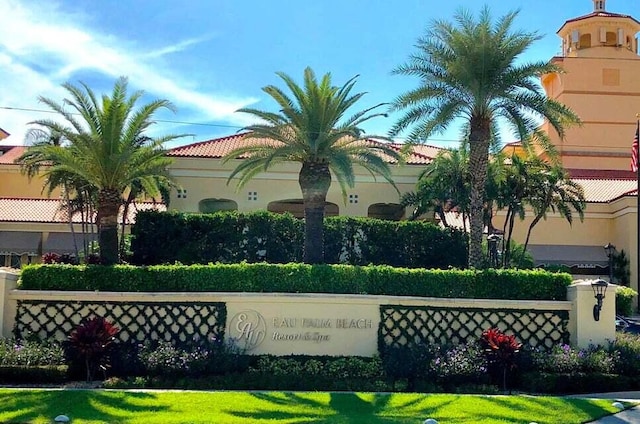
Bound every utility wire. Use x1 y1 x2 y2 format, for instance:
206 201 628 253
2 104 637 149
0 105 464 144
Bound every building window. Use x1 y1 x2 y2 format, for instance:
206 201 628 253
177 189 187 199
349 194 359 204
368 203 405 221
198 198 238 213
248 191 258 201
267 199 339 219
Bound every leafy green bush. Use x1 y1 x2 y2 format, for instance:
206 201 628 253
519 372 638 394
19 264 572 300
0 365 68 384
130 211 468 268
616 286 638 316
0 338 65 366
608 332 640 375
137 339 246 377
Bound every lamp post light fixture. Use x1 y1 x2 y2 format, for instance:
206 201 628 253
591 279 609 321
604 243 616 283
487 233 501 268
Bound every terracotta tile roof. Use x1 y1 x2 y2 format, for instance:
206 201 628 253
573 178 637 203
0 146 26 165
0 198 165 224
559 11 640 32
168 133 440 165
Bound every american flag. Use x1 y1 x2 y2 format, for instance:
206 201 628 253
632 121 639 173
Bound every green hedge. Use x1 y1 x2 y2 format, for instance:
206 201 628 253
616 286 638 316
0 365 68 384
19 263 571 300
130 211 468 269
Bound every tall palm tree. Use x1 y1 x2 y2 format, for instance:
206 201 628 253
520 163 585 261
390 6 579 268
22 77 184 264
223 67 401 264
401 147 470 227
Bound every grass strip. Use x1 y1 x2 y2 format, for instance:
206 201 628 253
0 389 628 423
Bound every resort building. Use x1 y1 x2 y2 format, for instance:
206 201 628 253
0 0 636 296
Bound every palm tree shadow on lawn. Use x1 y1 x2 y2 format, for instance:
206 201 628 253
0 390 162 423
224 392 455 423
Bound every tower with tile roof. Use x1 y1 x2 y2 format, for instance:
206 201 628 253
538 0 640 172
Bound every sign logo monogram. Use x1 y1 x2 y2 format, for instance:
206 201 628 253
228 310 266 351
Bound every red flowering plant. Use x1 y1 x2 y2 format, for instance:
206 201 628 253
480 328 522 392
68 316 119 381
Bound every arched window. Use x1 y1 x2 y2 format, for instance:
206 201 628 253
198 198 238 213
579 33 591 48
267 199 339 218
367 203 405 221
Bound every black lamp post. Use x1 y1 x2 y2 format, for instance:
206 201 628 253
487 234 501 268
591 279 609 321
604 243 616 283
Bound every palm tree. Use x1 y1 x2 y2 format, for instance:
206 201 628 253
520 163 585 261
390 6 579 268
401 147 470 228
223 67 401 264
22 77 184 264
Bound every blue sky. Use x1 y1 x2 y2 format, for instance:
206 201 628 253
1 0 638 148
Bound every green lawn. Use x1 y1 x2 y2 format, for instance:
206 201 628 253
0 389 628 423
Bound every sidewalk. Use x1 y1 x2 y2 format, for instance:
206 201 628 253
575 392 640 423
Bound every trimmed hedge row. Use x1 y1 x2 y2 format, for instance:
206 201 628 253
19 263 572 300
130 211 468 269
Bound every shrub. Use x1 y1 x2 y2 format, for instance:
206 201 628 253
480 328 522 391
0 338 65 366
0 365 68 384
137 339 247 377
609 332 640 375
67 317 119 381
130 210 468 268
531 343 618 375
138 341 208 377
616 286 638 316
431 342 488 384
19 264 572 301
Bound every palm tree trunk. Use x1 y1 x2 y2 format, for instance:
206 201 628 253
97 188 121 265
120 190 136 259
468 118 491 268
63 185 79 258
299 162 331 264
504 208 517 268
522 213 543 264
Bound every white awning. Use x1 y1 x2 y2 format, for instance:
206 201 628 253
0 231 41 255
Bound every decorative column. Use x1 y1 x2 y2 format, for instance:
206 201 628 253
567 280 616 348
0 270 18 338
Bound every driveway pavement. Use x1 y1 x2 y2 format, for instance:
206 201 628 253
576 392 640 423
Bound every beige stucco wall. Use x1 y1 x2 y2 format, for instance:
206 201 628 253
168 157 421 217
0 165 61 198
542 59 640 171
493 199 638 295
2 272 618 354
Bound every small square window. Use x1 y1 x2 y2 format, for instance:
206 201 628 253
177 189 187 199
248 191 258 201
349 194 359 204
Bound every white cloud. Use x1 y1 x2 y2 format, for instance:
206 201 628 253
0 0 257 144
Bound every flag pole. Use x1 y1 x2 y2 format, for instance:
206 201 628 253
636 114 640 309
